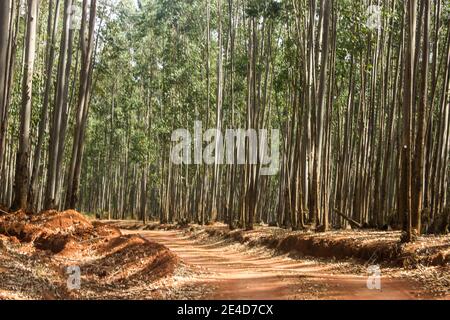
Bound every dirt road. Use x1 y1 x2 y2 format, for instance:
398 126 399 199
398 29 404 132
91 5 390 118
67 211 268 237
131 230 428 300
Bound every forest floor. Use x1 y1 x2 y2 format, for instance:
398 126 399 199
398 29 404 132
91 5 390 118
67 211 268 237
1 211 449 300
0 210 211 300
115 221 450 299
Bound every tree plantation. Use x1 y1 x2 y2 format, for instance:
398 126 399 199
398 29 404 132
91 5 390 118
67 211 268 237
0 0 450 301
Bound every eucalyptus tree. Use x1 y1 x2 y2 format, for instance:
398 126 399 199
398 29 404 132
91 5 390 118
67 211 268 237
29 0 61 211
1 0 444 240
12 0 40 210
65 0 98 209
0 0 15 168
45 0 74 209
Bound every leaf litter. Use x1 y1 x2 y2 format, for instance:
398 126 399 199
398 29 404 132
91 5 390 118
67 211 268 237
0 210 211 300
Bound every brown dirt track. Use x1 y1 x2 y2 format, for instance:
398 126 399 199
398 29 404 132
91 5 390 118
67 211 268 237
126 228 448 300
1 212 449 300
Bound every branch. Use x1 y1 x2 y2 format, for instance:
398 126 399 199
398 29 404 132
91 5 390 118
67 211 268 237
334 208 363 229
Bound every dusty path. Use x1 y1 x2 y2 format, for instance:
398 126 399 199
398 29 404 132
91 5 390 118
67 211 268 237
128 230 428 300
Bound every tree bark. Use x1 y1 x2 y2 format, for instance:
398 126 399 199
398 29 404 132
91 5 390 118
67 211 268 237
12 0 40 211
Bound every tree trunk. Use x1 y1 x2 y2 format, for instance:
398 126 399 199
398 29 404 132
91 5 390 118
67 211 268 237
12 0 40 211
401 0 417 242
65 0 97 209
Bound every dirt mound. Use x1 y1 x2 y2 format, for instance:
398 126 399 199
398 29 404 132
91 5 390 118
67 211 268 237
200 227 450 267
275 234 401 263
82 235 178 287
0 234 7 250
0 210 123 255
0 211 183 299
0 210 91 238
92 221 122 238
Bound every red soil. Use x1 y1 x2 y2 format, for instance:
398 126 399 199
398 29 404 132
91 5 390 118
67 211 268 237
0 210 179 299
204 226 450 267
133 229 439 300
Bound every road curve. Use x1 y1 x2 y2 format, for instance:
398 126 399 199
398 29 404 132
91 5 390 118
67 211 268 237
128 229 427 300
